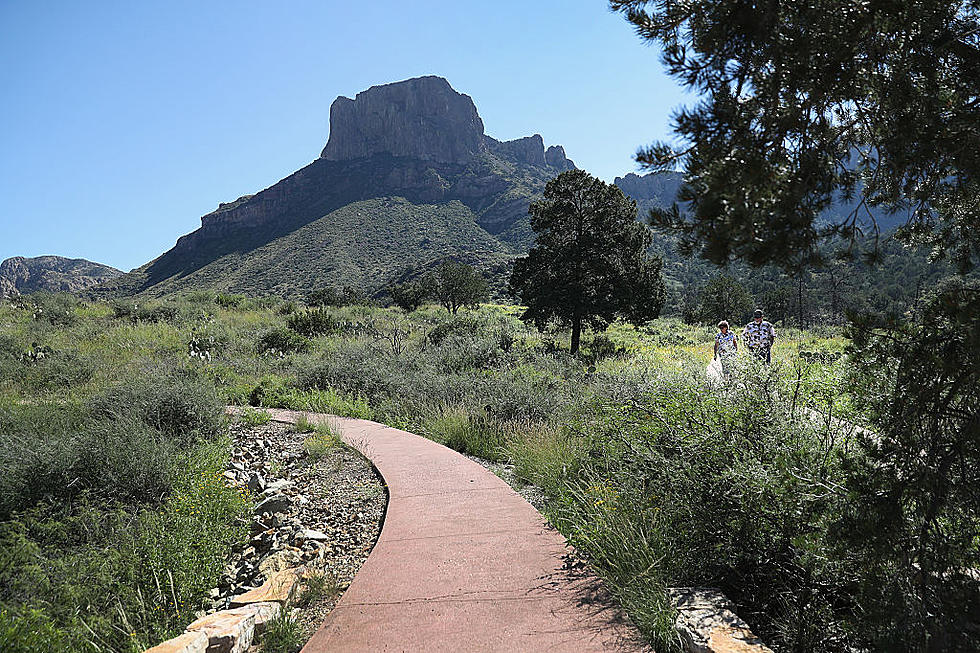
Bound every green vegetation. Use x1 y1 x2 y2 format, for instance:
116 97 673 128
0 295 250 652
3 283 974 651
257 612 303 653
303 423 341 461
510 170 667 353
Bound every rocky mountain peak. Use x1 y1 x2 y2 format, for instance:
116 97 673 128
320 76 488 164
0 255 122 298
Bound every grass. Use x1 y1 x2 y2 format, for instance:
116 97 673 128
257 612 303 653
304 423 341 461
297 571 340 607
293 413 316 433
240 406 272 426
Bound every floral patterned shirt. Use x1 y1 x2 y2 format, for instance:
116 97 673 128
743 320 776 349
715 330 737 355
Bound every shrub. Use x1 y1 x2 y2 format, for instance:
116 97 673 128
287 308 341 337
258 327 311 354
213 293 246 308
112 300 180 324
87 369 224 446
306 286 344 307
239 406 271 426
23 292 79 327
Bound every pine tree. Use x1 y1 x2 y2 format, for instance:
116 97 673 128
509 170 666 353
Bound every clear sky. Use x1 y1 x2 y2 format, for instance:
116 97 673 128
0 0 686 272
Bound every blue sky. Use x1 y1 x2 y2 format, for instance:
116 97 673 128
0 1 686 271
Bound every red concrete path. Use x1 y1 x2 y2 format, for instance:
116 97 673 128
244 408 649 652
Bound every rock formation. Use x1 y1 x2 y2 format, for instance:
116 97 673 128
99 76 585 298
0 256 122 298
321 76 488 164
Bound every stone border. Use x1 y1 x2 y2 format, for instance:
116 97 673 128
670 588 773 653
145 568 304 653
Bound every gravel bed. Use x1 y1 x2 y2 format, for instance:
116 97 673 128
217 418 386 647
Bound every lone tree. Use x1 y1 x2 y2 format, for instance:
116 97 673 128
611 1 980 648
432 260 488 315
509 169 666 353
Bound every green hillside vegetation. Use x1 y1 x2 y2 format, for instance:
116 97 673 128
4 289 973 651
106 198 514 300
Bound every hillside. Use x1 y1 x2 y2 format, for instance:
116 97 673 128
113 198 513 298
0 255 122 298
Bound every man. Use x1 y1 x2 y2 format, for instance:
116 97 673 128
743 309 776 364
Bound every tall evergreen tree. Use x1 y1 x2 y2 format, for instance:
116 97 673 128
509 169 666 353
611 0 980 271
611 1 980 647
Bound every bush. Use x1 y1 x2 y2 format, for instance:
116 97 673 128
22 292 78 327
258 327 311 354
112 300 180 324
87 369 224 446
287 308 341 338
307 286 344 307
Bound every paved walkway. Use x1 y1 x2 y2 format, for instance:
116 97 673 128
247 408 649 652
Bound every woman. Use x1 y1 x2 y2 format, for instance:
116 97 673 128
713 320 738 375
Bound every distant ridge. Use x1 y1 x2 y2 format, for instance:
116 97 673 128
0 256 122 298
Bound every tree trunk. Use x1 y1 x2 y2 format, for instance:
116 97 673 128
570 316 582 354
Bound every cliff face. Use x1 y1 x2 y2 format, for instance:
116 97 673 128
101 76 581 298
0 256 122 298
320 76 488 164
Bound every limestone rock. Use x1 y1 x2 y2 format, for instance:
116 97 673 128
320 76 487 164
254 494 290 515
230 566 304 607
487 134 546 166
143 631 208 653
258 548 304 577
185 609 256 653
670 588 773 653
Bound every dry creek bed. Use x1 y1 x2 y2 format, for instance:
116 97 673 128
216 418 386 646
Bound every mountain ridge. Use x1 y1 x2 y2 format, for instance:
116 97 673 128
0 256 122 298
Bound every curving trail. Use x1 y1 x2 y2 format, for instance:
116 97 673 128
242 408 649 653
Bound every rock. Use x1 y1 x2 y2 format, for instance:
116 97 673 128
227 601 281 636
320 76 487 164
143 631 208 653
254 495 290 515
669 588 773 653
230 567 305 607
185 609 256 653
545 145 577 171
258 549 304 578
302 529 329 541
247 472 265 493
487 134 546 166
222 471 238 482
263 479 293 494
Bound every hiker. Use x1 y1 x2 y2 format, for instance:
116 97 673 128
743 309 776 364
713 320 738 374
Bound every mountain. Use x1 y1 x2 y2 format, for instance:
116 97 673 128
0 256 122 298
100 76 577 298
